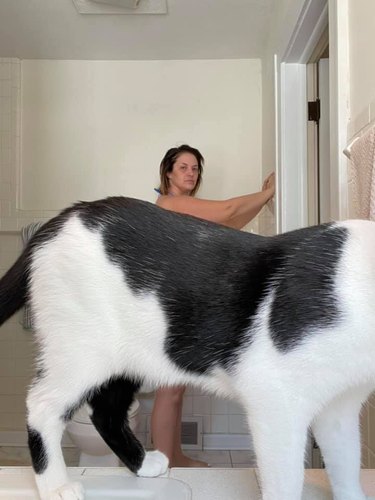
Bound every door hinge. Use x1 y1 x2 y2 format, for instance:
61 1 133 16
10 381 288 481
308 99 320 123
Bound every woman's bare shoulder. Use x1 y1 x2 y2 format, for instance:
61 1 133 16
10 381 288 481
155 195 171 208
156 195 227 223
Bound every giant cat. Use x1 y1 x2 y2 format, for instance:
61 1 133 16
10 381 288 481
1 196 375 500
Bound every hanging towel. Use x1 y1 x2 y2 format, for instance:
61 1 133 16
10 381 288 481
348 125 375 221
21 222 44 331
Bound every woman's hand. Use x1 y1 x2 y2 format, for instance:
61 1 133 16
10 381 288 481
262 172 275 198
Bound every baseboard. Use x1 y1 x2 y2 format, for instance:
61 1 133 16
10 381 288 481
0 431 75 447
203 433 253 451
0 431 26 446
0 430 253 451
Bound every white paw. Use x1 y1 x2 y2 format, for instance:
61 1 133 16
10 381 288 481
137 450 169 477
49 481 84 500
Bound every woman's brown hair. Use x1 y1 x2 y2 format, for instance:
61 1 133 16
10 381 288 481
158 145 204 196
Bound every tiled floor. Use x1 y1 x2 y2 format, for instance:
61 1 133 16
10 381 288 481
0 446 257 468
187 449 257 468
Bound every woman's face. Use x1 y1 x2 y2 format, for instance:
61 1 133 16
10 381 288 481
167 152 199 196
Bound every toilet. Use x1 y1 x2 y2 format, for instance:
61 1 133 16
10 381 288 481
66 399 140 467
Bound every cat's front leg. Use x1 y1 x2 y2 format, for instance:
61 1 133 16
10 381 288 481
311 385 373 500
242 393 310 500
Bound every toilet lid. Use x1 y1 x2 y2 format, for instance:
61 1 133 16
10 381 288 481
72 399 140 424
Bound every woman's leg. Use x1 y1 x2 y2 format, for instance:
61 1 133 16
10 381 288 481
151 386 208 467
171 389 209 467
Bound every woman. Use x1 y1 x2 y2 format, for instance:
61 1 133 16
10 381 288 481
152 144 275 467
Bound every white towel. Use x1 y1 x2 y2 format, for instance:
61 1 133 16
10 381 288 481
348 125 375 221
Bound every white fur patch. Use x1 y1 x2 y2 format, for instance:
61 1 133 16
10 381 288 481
137 451 169 477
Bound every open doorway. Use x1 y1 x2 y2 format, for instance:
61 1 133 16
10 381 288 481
278 0 349 234
307 28 330 226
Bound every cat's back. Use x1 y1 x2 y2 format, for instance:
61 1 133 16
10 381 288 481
42 196 265 284
28 195 266 313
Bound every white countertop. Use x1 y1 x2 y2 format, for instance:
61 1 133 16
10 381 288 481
171 468 375 499
1 466 375 499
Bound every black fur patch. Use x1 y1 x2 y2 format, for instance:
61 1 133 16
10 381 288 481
27 426 47 474
268 224 348 350
87 377 145 472
72 197 349 364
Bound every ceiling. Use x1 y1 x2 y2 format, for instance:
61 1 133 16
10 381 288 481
0 0 276 60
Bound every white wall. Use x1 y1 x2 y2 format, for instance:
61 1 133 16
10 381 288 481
348 0 375 135
0 57 262 448
21 59 262 211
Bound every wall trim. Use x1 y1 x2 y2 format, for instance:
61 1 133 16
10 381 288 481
0 431 75 448
279 62 308 232
0 431 254 451
328 0 349 220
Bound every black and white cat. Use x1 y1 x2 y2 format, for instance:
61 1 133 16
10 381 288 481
1 196 375 500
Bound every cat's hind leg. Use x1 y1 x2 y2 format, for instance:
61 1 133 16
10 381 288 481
311 385 373 500
27 376 86 500
88 376 169 477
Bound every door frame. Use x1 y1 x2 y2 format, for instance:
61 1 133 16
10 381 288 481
276 0 349 232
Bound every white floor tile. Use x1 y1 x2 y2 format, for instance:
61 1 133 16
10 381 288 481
186 450 231 465
232 463 257 468
230 450 257 464
208 464 236 469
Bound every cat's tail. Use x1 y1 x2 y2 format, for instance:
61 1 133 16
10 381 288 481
0 248 29 326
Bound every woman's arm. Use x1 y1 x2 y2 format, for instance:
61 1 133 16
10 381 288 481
157 180 274 229
228 173 275 229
